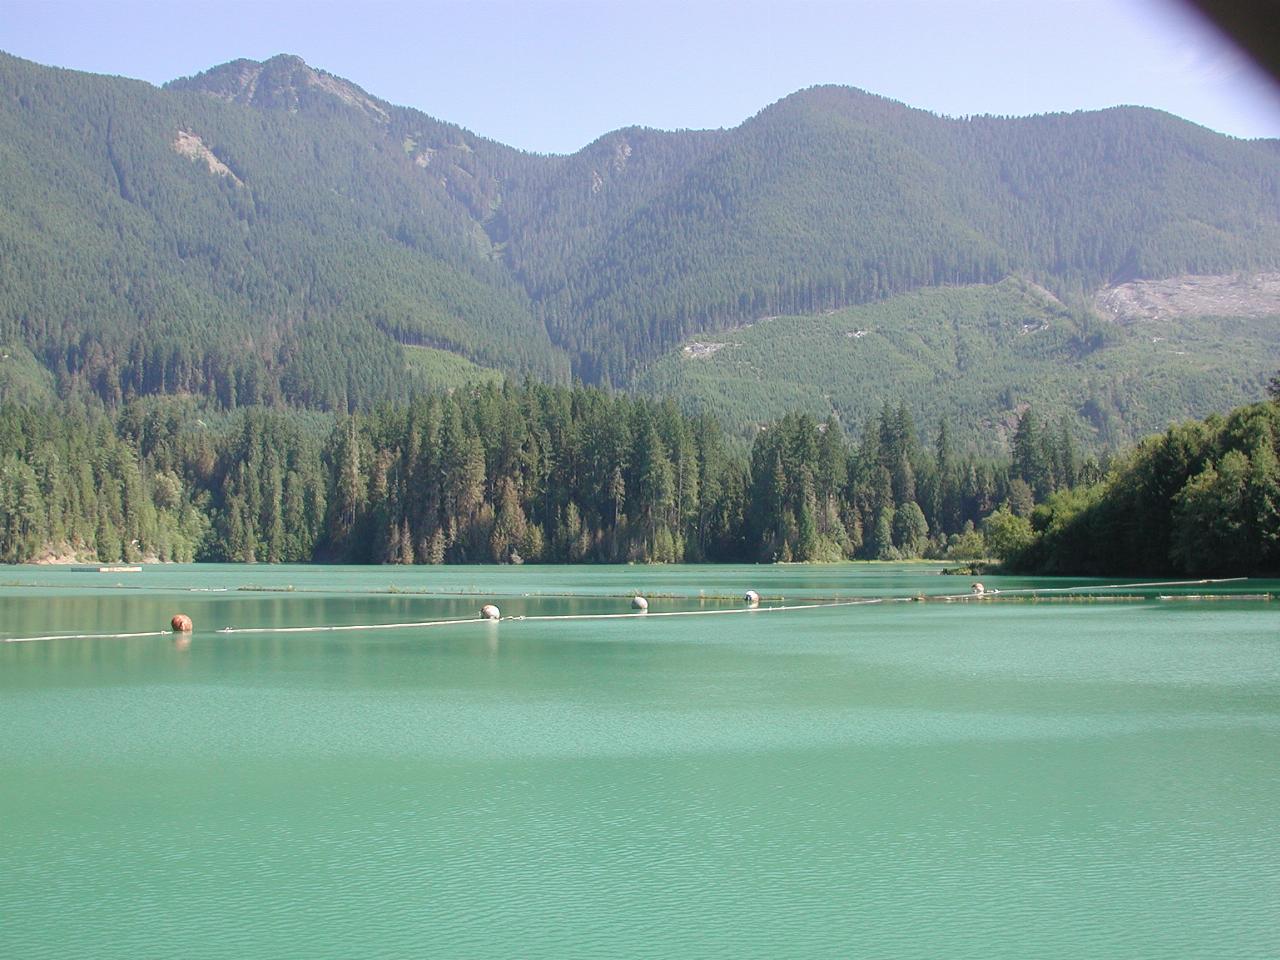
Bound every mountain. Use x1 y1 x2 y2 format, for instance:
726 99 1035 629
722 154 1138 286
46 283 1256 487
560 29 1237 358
548 87 1280 382
0 52 566 410
1 51 1278 440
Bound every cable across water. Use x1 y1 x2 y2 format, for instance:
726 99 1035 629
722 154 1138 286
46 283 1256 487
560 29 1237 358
1 630 171 644
1 576 1251 643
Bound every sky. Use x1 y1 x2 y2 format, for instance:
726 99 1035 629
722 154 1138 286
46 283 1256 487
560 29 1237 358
3 0 1279 154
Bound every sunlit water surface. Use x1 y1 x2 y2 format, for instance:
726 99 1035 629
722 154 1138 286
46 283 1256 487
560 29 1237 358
2 563 1277 958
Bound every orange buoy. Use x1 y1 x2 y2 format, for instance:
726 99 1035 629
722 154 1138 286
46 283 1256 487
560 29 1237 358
171 614 193 633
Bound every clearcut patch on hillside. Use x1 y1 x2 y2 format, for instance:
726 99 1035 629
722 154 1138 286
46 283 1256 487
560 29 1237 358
682 341 730 359
1095 273 1280 322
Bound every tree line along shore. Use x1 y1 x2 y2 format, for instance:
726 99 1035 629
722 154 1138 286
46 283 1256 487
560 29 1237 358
0 381 1276 576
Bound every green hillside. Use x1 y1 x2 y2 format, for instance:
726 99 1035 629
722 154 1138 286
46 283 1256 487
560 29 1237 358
638 279 1280 450
1 51 1278 442
531 88 1280 381
0 52 567 410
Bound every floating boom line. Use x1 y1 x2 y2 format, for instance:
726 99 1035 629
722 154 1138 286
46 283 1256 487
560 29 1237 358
1 630 171 644
0 577 1253 643
196 599 890 637
214 617 489 635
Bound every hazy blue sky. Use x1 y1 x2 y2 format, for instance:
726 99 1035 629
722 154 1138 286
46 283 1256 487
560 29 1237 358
3 0 1278 153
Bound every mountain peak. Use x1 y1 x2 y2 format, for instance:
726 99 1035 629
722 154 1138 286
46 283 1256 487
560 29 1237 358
166 54 390 123
752 84 934 130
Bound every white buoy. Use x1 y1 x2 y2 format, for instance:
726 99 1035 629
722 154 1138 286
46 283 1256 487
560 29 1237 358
744 590 760 605
481 604 501 620
631 596 649 611
971 582 986 596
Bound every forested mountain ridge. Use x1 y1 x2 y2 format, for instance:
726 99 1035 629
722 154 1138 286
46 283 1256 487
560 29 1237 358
2 51 1279 435
0 51 566 411
562 87 1280 381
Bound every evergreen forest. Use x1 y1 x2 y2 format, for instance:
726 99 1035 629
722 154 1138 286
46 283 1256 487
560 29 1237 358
0 384 1086 567
1006 396 1280 576
2 382 1276 576
2 51 1278 445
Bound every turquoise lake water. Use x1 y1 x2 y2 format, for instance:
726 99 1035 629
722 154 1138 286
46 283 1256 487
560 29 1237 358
2 563 1277 958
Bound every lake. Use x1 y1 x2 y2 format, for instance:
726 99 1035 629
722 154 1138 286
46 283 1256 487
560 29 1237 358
2 563 1277 959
